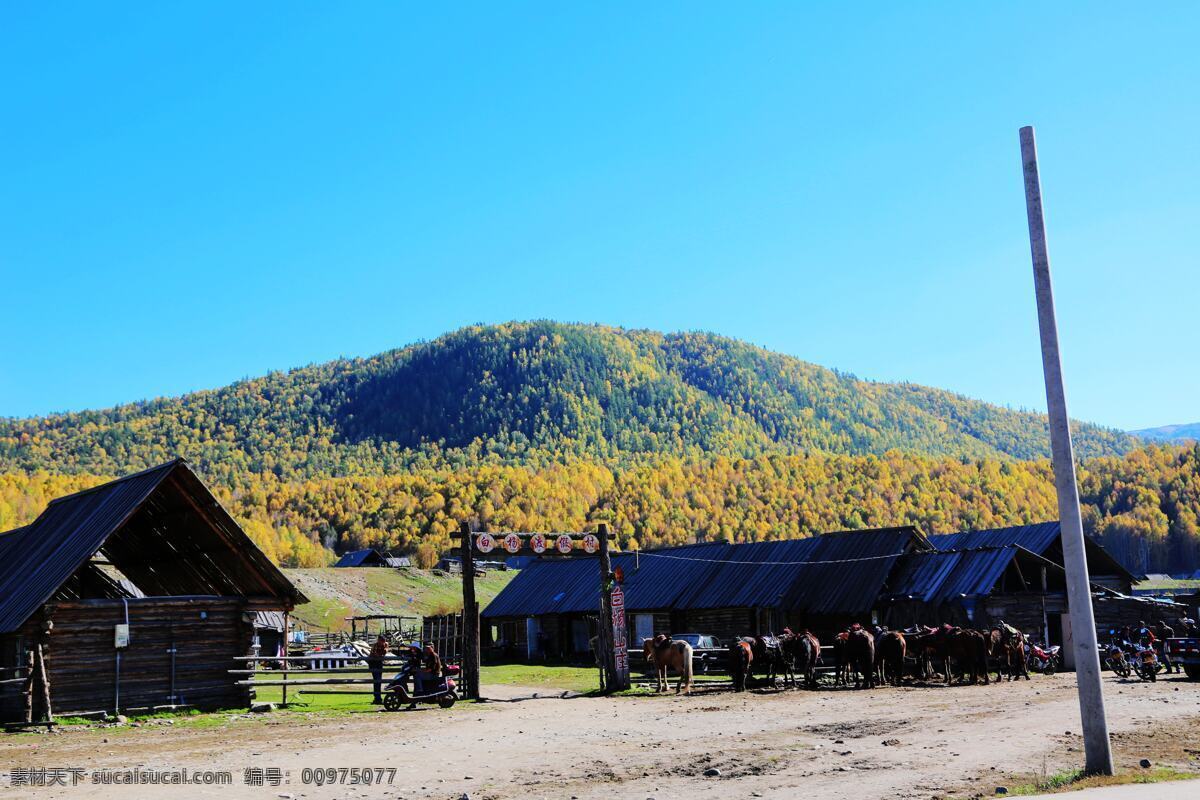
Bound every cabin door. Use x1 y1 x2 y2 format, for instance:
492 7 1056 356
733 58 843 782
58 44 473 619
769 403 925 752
526 618 541 661
571 620 590 654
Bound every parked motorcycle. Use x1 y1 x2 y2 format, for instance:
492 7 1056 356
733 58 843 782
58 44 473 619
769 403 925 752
1026 641 1062 675
1131 644 1161 682
382 662 460 710
1103 644 1131 678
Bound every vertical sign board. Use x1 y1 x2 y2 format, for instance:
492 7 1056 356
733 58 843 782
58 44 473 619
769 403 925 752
610 584 629 685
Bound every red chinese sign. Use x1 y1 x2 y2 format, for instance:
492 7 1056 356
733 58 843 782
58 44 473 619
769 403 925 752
611 585 629 683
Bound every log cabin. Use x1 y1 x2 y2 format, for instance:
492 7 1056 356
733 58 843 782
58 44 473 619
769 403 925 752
0 459 306 722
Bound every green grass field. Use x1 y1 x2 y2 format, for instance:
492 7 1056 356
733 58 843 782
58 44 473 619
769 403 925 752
251 664 602 713
1133 577 1200 592
45 664 713 729
982 766 1198 797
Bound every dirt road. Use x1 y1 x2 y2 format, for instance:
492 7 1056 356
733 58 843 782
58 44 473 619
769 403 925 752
3 673 1199 800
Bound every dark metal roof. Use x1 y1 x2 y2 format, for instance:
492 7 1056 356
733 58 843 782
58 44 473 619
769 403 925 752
483 526 927 619
0 459 305 633
334 549 385 568
928 522 1061 554
481 541 729 618
887 546 1031 604
929 521 1135 582
780 528 924 614
671 527 923 615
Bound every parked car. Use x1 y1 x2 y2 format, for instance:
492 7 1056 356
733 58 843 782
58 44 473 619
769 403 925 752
670 633 724 673
1165 636 1200 680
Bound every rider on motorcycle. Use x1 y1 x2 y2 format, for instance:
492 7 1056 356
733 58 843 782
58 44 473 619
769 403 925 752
417 643 443 694
402 641 443 696
1137 623 1156 649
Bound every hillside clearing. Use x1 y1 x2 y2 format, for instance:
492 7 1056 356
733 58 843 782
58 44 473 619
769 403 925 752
282 567 516 633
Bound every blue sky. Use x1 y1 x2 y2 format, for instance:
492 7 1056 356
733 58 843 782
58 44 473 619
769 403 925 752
2 4 1196 430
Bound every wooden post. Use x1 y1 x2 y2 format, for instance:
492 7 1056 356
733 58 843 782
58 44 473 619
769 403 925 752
1041 567 1051 646
282 610 289 707
598 526 614 692
460 522 480 700
22 650 33 724
598 524 628 691
1020 125 1113 776
34 644 51 722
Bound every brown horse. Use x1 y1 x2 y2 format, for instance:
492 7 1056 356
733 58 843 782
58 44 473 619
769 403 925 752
905 626 940 681
728 640 753 692
988 627 1030 681
847 626 876 689
643 635 694 694
875 630 906 686
935 627 990 685
782 629 822 688
751 634 786 686
832 631 853 686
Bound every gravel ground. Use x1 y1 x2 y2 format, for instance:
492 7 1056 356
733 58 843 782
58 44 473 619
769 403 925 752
3 672 1199 800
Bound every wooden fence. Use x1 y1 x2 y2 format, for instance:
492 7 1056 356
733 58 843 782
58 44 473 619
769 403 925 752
422 614 464 666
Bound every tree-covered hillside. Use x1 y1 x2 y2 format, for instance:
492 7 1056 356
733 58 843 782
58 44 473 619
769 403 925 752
8 321 1189 573
0 322 1134 482
3 444 1197 575
1132 423 1200 444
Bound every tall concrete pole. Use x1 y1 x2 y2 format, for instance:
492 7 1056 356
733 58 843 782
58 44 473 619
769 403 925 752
1019 125 1113 776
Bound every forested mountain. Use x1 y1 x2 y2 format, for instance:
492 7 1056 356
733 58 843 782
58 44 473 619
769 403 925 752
2 444 1197 575
0 322 1135 483
5 321 1194 575
1133 423 1200 444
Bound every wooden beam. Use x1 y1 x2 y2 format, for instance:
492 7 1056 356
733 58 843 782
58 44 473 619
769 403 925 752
460 522 480 700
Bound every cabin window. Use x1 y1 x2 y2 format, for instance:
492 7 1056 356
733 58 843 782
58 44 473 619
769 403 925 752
634 614 654 644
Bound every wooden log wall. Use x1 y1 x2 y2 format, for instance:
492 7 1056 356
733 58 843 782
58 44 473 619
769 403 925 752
678 609 750 644
8 597 259 719
0 634 26 721
1092 595 1182 635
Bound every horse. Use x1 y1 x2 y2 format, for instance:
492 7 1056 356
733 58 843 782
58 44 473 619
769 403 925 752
904 625 940 681
875 630 906 687
728 639 753 692
988 626 1030 682
934 626 989 685
782 628 822 688
643 634 694 694
832 631 853 686
749 634 786 687
847 626 876 689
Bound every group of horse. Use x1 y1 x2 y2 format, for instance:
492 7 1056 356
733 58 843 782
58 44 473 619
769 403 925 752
641 623 1031 694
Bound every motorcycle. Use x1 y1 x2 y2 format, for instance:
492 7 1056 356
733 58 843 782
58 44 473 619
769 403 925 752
1103 644 1131 678
1131 644 1161 682
382 662 460 710
1026 641 1062 675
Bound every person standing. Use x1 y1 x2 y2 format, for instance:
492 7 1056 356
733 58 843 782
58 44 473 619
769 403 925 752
1156 620 1177 674
368 634 389 704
